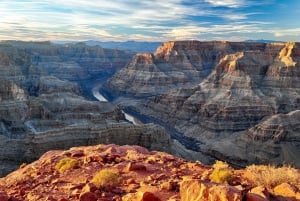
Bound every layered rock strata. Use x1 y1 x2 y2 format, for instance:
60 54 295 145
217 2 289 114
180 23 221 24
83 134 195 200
106 41 268 97
0 41 169 176
106 41 300 167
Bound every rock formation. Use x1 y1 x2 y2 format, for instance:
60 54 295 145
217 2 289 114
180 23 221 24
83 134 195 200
0 144 299 201
0 41 169 176
106 41 268 97
105 41 300 167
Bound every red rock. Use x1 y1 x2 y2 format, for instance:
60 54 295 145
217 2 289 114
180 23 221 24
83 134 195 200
126 162 147 171
160 181 178 191
245 193 269 201
71 150 84 157
0 192 8 201
79 192 97 201
84 155 105 163
141 192 161 201
180 180 242 201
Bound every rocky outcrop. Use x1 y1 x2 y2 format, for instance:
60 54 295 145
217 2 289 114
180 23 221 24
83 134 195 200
180 180 242 201
106 41 300 167
106 41 267 97
0 144 299 201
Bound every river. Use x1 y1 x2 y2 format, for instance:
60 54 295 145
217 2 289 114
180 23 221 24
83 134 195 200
92 83 201 151
92 83 141 125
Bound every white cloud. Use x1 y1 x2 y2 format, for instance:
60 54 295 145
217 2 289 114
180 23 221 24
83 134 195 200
273 28 300 37
204 0 246 8
0 0 295 42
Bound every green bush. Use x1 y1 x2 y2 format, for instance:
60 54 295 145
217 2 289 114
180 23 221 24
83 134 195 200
209 160 233 184
55 157 79 173
91 169 121 188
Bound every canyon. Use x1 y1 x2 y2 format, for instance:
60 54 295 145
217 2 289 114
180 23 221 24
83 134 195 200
0 41 174 176
106 40 300 168
0 40 300 178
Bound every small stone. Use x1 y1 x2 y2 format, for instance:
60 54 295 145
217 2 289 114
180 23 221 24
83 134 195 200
141 192 161 201
71 150 84 157
126 162 147 172
245 193 269 201
160 181 178 191
79 192 97 201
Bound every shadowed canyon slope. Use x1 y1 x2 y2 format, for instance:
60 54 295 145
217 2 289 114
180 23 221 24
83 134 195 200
106 41 300 167
0 41 173 176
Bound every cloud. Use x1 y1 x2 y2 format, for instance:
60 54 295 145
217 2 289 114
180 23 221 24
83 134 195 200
0 0 297 42
204 0 246 8
273 28 300 37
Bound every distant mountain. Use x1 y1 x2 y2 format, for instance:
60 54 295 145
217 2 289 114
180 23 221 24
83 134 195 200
244 39 284 43
85 40 162 53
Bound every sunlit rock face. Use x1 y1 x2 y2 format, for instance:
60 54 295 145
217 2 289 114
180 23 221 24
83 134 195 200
106 41 300 167
106 41 268 97
1 144 299 201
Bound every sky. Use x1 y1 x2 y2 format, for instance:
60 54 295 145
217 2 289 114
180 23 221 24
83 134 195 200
0 0 299 42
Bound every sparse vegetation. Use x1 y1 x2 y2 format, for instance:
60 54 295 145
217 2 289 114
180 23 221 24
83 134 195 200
55 157 79 173
245 164 300 188
91 168 121 188
209 160 233 184
19 162 27 169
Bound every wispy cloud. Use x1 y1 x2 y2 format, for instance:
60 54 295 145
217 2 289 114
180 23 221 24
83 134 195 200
0 0 298 41
204 0 246 8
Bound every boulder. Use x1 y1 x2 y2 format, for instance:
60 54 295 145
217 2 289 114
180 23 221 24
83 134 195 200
180 180 242 201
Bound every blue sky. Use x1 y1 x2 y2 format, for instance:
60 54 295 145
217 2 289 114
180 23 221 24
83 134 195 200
0 0 299 42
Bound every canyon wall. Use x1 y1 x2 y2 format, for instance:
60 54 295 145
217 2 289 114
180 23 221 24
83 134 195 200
0 41 171 176
106 41 300 167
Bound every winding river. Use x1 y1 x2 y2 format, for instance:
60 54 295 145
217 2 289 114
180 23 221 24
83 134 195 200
92 82 201 152
92 83 141 125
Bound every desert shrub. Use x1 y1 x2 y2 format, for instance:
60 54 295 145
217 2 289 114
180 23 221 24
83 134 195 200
91 168 121 188
245 164 300 188
19 162 27 169
55 157 79 173
209 160 233 184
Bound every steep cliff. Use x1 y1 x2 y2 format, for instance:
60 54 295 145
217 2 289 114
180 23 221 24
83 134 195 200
106 41 300 167
106 41 267 97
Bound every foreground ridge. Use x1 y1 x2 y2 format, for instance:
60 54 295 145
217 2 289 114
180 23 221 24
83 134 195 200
0 144 299 201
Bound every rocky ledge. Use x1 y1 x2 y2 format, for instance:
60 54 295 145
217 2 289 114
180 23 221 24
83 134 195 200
0 144 299 201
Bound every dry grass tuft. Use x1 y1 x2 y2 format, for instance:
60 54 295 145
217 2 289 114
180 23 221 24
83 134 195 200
55 157 79 173
245 164 300 188
209 160 234 184
91 168 121 188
